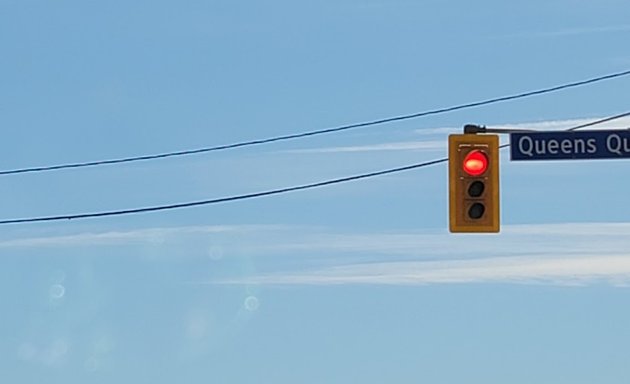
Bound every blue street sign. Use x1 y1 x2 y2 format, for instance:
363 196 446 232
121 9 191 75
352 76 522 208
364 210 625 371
510 130 630 161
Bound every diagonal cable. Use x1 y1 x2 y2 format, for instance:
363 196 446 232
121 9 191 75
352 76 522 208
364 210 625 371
1 111 628 225
0 158 448 224
2 69 630 176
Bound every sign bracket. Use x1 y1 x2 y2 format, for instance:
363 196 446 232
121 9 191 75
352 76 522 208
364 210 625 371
464 124 538 135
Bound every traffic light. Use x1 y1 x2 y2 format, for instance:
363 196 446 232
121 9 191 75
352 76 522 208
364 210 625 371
448 134 500 233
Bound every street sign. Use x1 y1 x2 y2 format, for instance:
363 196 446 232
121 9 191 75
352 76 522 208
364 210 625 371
510 130 630 161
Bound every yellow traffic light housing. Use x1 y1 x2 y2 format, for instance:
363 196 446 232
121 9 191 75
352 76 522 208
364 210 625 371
449 134 500 233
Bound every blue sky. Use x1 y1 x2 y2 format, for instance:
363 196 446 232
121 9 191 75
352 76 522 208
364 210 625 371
2 0 630 383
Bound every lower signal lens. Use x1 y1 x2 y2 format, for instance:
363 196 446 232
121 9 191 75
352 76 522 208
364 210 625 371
468 203 485 219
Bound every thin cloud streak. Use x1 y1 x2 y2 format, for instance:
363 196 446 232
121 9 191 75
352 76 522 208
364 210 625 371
288 116 630 156
0 224 286 248
414 117 630 136
214 254 630 287
201 222 630 287
281 117 630 156
282 140 445 154
244 223 630 258
492 117 630 131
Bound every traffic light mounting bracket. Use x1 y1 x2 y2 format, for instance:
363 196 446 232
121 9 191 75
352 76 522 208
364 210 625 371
463 124 538 134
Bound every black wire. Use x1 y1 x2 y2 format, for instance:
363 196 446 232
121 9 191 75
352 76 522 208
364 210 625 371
2 69 630 176
496 111 630 149
1 111 628 225
0 158 448 224
567 111 630 131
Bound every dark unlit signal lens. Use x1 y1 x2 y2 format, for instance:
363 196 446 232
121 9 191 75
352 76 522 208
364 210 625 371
468 203 485 219
467 181 485 197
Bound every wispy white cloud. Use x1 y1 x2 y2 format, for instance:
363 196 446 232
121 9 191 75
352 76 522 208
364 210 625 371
216 254 630 286
413 126 460 136
0 224 285 248
503 222 630 236
490 117 630 132
244 223 630 258
414 117 630 136
281 116 630 156
201 222 630 287
8 221 630 288
283 140 445 154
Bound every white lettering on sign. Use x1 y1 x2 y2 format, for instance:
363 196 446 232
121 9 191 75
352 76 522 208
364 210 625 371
517 136 597 158
606 134 630 155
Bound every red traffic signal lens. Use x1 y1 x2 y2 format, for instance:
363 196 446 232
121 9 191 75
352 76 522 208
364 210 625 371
462 150 488 176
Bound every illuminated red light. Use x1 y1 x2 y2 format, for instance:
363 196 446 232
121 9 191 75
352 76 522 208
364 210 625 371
462 150 488 176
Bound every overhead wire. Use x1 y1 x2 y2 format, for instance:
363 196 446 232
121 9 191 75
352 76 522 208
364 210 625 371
566 111 630 131
0 158 448 224
1 110 629 225
2 68 630 176
496 110 630 149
